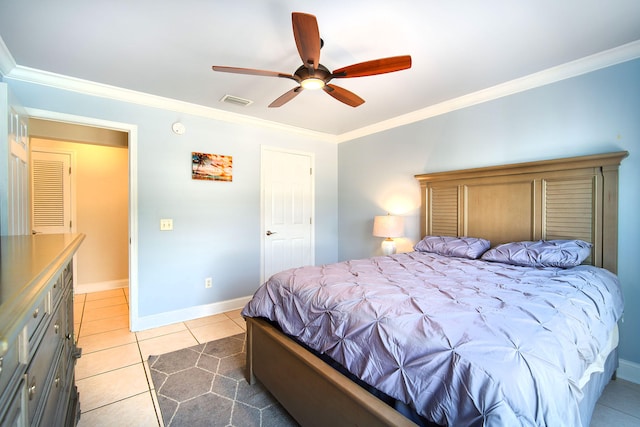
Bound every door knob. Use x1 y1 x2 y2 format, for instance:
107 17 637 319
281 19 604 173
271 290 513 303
266 230 277 236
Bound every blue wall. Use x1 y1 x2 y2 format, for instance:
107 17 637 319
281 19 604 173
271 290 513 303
338 58 640 367
4 79 339 321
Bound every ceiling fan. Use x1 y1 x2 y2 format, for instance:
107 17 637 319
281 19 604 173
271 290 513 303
212 12 412 108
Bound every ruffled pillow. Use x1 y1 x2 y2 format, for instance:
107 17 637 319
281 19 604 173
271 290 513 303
414 236 491 260
480 239 592 268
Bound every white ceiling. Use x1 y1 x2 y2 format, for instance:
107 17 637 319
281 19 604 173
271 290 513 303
1 1 639 137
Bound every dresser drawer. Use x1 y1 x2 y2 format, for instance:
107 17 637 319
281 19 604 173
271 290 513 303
63 261 73 290
0 339 22 401
37 348 65 427
26 309 64 424
50 273 65 313
62 289 77 362
0 378 27 426
25 295 49 345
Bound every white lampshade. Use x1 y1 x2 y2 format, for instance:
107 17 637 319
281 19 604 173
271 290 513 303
373 215 404 255
373 215 404 238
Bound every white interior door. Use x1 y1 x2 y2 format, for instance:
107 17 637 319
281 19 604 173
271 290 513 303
31 150 72 234
262 147 314 282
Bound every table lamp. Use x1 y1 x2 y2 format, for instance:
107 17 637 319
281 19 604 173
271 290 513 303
373 214 404 255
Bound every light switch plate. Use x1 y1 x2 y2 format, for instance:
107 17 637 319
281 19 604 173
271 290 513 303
160 219 173 231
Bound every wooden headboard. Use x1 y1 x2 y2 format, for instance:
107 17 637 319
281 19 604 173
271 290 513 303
415 151 628 273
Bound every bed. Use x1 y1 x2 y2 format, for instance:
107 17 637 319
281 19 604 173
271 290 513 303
242 151 628 427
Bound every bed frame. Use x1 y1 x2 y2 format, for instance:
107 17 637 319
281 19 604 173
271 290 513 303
245 151 628 427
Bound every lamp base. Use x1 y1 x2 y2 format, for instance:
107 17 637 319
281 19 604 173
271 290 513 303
381 238 397 256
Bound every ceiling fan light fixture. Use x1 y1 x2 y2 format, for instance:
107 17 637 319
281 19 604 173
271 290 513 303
211 13 411 107
300 77 325 90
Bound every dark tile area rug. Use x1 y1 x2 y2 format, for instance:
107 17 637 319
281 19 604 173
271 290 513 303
148 333 299 427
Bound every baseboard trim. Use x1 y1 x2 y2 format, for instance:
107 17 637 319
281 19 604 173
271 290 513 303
618 358 640 384
75 279 128 295
130 295 252 332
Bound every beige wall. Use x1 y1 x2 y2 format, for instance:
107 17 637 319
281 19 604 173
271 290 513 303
31 138 128 286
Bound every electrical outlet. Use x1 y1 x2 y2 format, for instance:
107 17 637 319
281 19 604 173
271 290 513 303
205 277 212 288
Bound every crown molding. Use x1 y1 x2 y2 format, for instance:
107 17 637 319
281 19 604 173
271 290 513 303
2 60 337 143
0 36 17 77
335 39 640 143
2 35 639 144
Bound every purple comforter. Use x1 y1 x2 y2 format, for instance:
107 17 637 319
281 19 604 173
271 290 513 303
242 252 623 426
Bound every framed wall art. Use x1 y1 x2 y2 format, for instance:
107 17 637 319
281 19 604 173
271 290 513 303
192 152 233 182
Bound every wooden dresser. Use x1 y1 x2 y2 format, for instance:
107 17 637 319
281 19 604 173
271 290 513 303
0 233 85 426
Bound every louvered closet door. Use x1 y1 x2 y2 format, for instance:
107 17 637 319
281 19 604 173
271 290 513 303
31 151 71 234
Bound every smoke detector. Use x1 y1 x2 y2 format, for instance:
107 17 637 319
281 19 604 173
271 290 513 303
172 122 186 135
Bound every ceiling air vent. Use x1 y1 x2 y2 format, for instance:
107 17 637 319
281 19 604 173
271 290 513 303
220 94 253 107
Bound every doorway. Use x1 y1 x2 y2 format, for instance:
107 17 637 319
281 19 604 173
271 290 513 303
30 136 128 294
25 109 140 330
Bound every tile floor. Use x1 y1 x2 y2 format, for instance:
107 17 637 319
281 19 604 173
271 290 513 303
73 288 245 426
73 288 640 427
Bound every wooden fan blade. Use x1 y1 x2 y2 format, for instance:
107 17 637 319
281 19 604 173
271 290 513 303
212 66 298 81
269 87 303 108
323 84 364 107
292 12 321 70
332 55 412 78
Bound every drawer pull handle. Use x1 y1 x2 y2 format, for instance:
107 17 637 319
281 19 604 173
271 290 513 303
0 356 3 376
54 323 60 334
33 308 39 318
66 333 72 340
28 378 36 400
54 376 61 388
